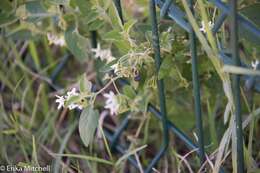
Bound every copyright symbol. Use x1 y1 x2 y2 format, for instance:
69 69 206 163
0 165 5 171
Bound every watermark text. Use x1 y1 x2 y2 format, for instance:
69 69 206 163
0 164 51 172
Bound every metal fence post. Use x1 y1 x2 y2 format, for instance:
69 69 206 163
145 1 169 172
230 0 245 172
188 0 205 164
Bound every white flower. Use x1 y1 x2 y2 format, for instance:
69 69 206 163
200 21 214 33
66 88 79 98
251 60 259 70
92 43 115 62
55 88 83 110
47 32 65 46
65 88 82 110
103 91 119 115
55 95 65 109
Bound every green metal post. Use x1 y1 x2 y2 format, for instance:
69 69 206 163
190 32 205 164
145 0 169 172
150 0 169 150
188 0 205 164
230 0 245 172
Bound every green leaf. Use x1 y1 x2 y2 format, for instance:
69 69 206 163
79 10 104 33
102 30 130 53
123 19 137 35
115 41 131 54
75 0 91 16
82 10 99 24
65 27 90 62
158 57 174 79
65 95 81 106
79 107 99 147
123 85 136 99
79 74 92 93
103 30 123 41
88 19 105 31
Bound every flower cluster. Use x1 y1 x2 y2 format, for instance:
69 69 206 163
47 32 65 46
55 88 83 110
56 88 120 115
103 91 119 115
200 21 214 33
91 43 115 62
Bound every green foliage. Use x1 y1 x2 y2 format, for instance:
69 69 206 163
65 27 90 61
0 0 260 172
123 85 136 99
79 107 99 147
79 74 92 93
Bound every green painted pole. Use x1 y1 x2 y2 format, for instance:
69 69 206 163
145 0 169 172
188 0 205 164
150 0 169 150
230 0 245 172
190 32 205 164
